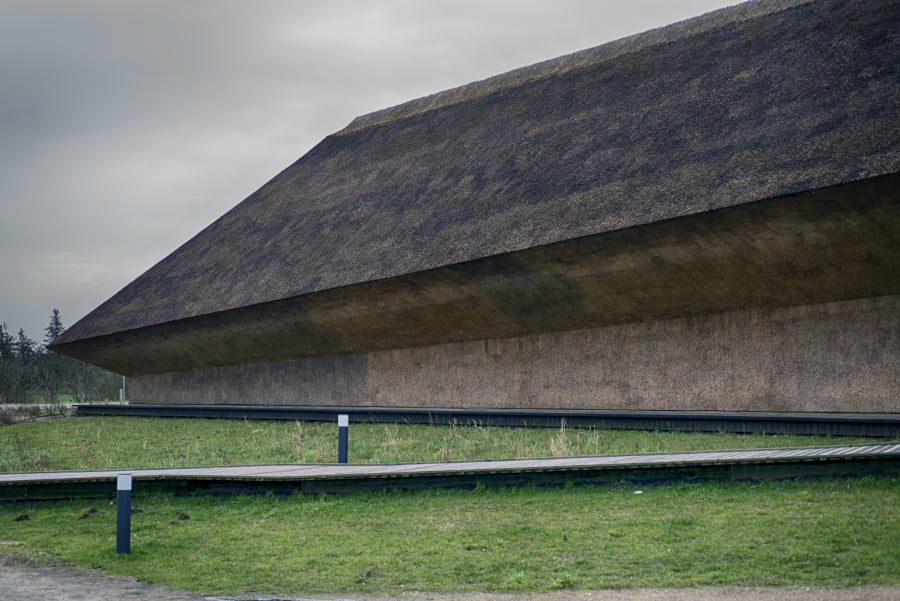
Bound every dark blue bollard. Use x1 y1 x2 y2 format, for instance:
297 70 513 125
116 473 132 554
338 414 349 463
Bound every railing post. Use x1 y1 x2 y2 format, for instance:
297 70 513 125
337 414 349 464
116 473 132 554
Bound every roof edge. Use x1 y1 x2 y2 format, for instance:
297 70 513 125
336 0 812 136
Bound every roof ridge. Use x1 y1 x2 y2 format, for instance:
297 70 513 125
335 0 813 136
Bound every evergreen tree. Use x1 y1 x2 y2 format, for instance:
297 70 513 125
37 310 69 404
0 323 13 359
6 329 37 402
0 323 12 401
43 308 65 348
14 329 37 359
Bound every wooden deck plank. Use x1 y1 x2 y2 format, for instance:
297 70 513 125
3 442 898 485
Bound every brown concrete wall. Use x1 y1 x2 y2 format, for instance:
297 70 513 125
131 354 367 406
132 295 899 413
369 295 899 412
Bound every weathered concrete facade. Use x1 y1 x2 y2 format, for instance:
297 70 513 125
132 295 898 412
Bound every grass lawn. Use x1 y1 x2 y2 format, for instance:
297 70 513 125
2 478 898 595
1 416 898 595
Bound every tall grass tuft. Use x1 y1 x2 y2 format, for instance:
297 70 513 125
549 418 573 457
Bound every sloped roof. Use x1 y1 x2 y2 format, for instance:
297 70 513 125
54 0 900 347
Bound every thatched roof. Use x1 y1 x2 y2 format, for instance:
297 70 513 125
53 0 900 357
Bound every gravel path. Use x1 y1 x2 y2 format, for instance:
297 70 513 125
2 557 898 601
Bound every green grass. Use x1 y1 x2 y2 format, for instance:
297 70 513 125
1 417 897 595
2 478 898 595
0 416 885 472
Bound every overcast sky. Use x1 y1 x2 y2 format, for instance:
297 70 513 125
2 0 737 345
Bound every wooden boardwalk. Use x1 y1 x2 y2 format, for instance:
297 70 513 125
3 442 899 501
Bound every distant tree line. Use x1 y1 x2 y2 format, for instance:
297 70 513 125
0 309 122 404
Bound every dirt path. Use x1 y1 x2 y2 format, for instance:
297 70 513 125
2 556 897 601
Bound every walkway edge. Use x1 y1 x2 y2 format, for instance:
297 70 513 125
3 443 899 501
75 404 900 437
